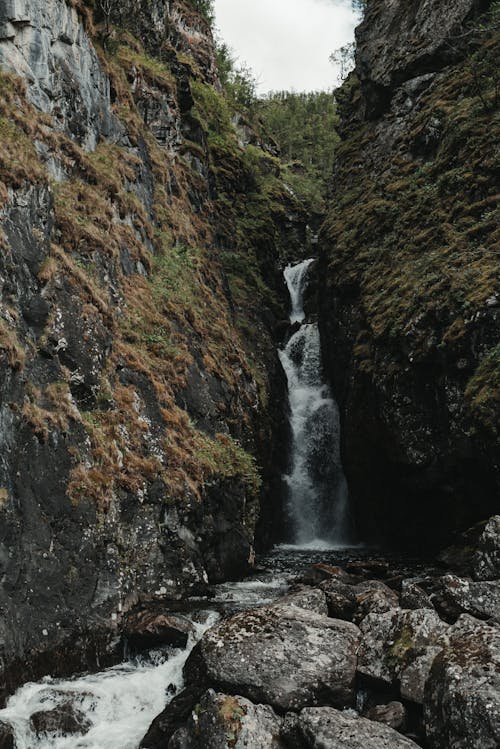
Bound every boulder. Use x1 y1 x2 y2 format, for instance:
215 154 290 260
282 706 420 748
268 588 327 616
358 608 448 703
185 603 361 711
354 581 400 622
124 608 195 650
168 690 284 748
364 702 407 732
0 722 14 749
30 701 91 736
432 575 500 623
346 560 389 579
320 578 357 620
425 615 500 748
473 516 500 581
400 580 433 611
301 563 356 586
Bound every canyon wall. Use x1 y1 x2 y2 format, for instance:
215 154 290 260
320 0 499 548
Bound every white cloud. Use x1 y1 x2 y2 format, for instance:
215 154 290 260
213 0 358 94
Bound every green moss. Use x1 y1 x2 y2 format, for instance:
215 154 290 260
465 345 500 438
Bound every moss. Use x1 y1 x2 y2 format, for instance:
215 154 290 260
465 345 500 438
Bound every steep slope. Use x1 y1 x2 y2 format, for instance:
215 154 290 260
320 0 499 547
0 0 306 698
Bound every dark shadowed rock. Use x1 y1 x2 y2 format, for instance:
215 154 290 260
425 615 500 748
168 690 284 748
301 563 356 586
401 580 434 610
358 608 448 703
365 701 407 732
354 580 400 622
346 560 389 579
432 575 500 623
473 516 500 581
184 603 361 711
320 578 357 620
124 607 194 650
30 701 91 736
283 706 420 748
0 722 14 749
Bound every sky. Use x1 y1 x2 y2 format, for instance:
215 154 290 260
213 0 359 95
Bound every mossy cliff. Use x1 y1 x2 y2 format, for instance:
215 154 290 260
320 0 499 548
0 0 307 697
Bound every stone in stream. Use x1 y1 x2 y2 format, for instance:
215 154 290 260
184 599 360 712
266 587 328 616
282 706 420 748
0 722 14 749
124 607 195 650
358 608 448 703
400 580 434 610
168 689 284 748
432 575 500 623
30 701 92 736
319 578 357 620
424 614 500 748
353 581 400 622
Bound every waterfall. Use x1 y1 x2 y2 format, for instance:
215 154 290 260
279 259 351 548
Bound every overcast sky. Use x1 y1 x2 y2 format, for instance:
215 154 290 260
213 0 359 95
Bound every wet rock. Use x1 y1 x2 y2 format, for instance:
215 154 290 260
185 603 361 711
354 580 400 622
269 588 327 616
301 563 356 586
358 608 448 703
364 702 407 732
168 689 283 748
473 516 500 581
425 615 500 748
400 580 433 610
283 706 420 748
30 701 91 736
320 578 357 620
432 575 500 623
346 560 389 579
124 607 194 650
0 722 13 748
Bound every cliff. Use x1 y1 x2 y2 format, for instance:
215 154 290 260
320 0 499 548
0 0 305 698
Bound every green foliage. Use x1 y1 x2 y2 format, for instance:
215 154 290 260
188 0 214 24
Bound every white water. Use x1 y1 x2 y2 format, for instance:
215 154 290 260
0 612 219 749
279 259 351 547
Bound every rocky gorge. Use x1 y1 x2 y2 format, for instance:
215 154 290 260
0 0 498 746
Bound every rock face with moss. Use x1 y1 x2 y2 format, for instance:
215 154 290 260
320 0 499 548
0 0 306 699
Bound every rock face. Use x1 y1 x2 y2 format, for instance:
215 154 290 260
320 0 500 548
473 516 500 580
185 601 360 711
0 0 305 700
283 707 420 748
124 607 194 650
30 701 91 736
168 690 284 749
425 615 500 748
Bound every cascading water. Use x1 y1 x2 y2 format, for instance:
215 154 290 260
279 258 351 548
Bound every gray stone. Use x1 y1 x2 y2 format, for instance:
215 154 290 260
168 690 284 749
400 580 433 610
358 608 448 703
473 516 500 581
365 701 407 731
433 575 500 622
287 707 420 748
354 580 400 622
188 604 361 711
425 615 500 748
30 701 91 736
267 587 328 616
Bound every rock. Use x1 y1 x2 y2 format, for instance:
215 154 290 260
320 578 357 620
358 608 448 703
354 580 400 622
400 580 433 610
283 706 420 748
124 608 195 650
268 588 327 616
301 563 355 586
168 690 284 748
364 702 407 732
0 722 14 749
185 604 361 711
425 615 500 748
346 560 389 579
432 575 500 623
30 701 91 736
473 516 500 581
